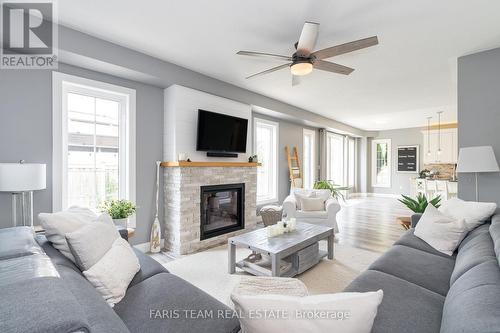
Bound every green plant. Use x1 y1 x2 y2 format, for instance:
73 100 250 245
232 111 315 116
100 199 137 219
313 180 349 201
398 193 441 213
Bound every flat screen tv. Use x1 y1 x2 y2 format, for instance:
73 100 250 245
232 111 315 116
196 109 248 153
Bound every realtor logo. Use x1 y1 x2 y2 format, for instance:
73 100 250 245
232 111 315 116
1 0 58 69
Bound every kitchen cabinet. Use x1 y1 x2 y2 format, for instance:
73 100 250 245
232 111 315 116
422 128 458 164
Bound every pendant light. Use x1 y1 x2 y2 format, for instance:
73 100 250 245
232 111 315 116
426 117 432 156
437 111 443 155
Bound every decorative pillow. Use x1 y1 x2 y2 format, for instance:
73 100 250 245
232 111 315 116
293 190 312 210
38 207 102 262
310 189 331 202
83 237 140 305
231 290 383 333
66 222 120 271
439 197 497 231
415 204 468 255
300 197 326 211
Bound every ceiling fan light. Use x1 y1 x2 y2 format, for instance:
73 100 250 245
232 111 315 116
290 62 313 76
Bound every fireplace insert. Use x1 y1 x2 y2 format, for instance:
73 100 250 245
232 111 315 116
200 183 245 240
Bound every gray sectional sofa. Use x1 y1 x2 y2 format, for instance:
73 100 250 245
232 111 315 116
345 213 500 333
0 227 240 333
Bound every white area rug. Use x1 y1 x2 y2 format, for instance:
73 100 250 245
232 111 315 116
163 241 381 306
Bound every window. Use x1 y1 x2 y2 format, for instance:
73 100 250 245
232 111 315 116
254 118 278 204
347 137 356 189
52 72 136 224
326 132 345 186
372 139 391 188
302 129 316 189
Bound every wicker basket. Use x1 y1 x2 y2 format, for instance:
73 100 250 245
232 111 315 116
259 205 283 226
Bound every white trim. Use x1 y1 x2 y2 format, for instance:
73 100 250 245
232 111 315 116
52 72 136 226
371 139 392 188
302 128 316 189
254 117 279 205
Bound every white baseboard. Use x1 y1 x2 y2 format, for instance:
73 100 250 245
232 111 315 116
133 239 165 253
349 192 400 199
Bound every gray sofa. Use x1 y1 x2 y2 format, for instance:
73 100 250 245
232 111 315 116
345 213 500 333
0 227 240 333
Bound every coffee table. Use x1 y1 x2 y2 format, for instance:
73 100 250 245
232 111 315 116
228 222 334 277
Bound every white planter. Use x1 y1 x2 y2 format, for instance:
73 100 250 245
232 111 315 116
113 218 128 228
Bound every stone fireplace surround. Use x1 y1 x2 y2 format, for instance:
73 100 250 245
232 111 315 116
163 164 257 255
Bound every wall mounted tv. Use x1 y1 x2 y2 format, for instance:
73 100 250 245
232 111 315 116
196 109 248 156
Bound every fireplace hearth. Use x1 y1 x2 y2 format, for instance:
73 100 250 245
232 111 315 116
200 183 245 240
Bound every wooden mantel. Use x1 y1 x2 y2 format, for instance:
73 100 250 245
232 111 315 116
160 161 261 167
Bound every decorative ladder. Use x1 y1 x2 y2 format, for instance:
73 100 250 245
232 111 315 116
285 146 303 188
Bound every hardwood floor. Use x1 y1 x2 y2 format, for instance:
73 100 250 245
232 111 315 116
151 196 412 264
336 196 412 253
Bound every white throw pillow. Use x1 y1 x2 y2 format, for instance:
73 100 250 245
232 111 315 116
310 189 331 202
415 204 468 256
300 197 325 211
293 190 312 210
83 237 140 306
231 290 383 333
66 221 121 271
438 197 497 231
38 207 103 262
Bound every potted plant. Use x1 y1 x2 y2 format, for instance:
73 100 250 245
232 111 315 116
398 193 441 213
313 180 349 201
100 199 137 227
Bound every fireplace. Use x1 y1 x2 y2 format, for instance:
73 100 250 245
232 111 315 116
200 183 245 240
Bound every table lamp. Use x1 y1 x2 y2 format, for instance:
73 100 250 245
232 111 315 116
456 146 499 201
0 161 46 227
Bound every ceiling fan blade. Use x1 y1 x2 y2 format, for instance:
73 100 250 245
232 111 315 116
237 51 292 62
296 22 319 56
292 75 301 86
312 36 379 60
314 60 354 75
246 63 291 79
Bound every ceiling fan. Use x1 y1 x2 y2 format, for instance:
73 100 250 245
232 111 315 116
237 22 378 85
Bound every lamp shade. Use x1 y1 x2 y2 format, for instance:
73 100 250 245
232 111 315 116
0 163 46 192
456 146 500 173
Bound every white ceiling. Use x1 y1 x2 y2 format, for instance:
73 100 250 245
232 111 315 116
58 0 500 131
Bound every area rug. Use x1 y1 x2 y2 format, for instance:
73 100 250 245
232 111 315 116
162 242 381 306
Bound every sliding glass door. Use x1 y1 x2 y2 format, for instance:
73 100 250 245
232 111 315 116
303 129 316 189
326 132 345 186
325 132 357 190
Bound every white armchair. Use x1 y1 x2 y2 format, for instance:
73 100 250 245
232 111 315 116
283 189 341 233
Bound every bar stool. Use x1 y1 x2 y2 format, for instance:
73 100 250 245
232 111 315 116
425 180 437 199
434 180 449 200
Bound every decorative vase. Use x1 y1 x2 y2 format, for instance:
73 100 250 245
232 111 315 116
113 218 128 228
150 218 161 253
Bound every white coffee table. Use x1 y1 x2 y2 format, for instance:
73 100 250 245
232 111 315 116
228 222 334 277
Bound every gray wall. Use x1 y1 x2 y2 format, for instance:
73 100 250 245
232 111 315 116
0 70 52 226
253 113 319 206
0 64 164 245
458 47 500 204
368 127 423 195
